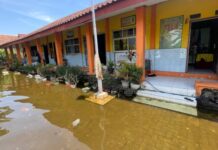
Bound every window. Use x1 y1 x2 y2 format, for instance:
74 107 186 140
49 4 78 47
113 28 136 51
65 38 80 54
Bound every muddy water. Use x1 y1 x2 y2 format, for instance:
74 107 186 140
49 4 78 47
0 72 218 150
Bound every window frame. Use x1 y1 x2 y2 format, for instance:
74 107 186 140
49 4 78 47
64 38 80 55
113 27 136 52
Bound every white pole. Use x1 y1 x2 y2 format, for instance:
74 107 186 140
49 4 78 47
91 0 103 94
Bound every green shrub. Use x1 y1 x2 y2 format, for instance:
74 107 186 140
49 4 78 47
128 64 143 84
117 62 131 81
37 64 56 77
117 62 143 83
17 65 37 74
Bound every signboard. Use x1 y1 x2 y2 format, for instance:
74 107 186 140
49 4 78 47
114 51 136 64
160 16 184 49
121 15 136 27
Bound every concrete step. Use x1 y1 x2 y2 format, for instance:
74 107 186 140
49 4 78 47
137 90 197 107
141 81 196 97
133 96 198 116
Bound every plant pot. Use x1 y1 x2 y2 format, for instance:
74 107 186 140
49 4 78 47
65 81 70 85
46 76 51 81
121 80 129 88
130 83 141 90
108 68 114 74
58 78 65 84
70 84 76 88
124 88 134 98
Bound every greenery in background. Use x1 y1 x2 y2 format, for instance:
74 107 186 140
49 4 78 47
0 49 6 65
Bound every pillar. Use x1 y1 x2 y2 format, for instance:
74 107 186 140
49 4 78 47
15 44 22 64
150 5 157 49
54 32 63 65
4 48 10 64
136 6 146 80
86 23 95 74
9 46 14 62
35 39 44 64
24 43 32 65
105 18 111 52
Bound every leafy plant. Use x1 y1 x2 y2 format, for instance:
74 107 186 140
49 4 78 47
107 60 115 74
17 65 37 74
37 64 56 77
56 66 69 78
117 62 131 81
128 64 143 84
9 59 21 71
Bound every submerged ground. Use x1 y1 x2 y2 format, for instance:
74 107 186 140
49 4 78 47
0 72 218 150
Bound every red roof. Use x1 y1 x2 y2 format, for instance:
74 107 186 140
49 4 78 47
0 35 18 45
1 0 154 47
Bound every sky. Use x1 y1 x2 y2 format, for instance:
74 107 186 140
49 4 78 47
0 0 105 35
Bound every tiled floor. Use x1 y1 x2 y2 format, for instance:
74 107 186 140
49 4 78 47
142 76 218 97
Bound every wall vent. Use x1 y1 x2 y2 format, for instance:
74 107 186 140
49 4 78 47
190 13 201 19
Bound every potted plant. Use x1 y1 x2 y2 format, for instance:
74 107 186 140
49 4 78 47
118 62 130 88
129 64 143 90
107 60 115 74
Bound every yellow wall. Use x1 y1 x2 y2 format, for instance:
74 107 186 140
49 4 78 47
156 0 218 49
109 11 136 51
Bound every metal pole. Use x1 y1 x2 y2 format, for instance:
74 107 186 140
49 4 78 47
91 0 103 93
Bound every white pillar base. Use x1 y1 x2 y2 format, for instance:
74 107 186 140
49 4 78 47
95 92 108 99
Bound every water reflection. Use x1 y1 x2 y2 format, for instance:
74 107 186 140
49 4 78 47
0 106 13 136
0 93 90 150
0 72 218 150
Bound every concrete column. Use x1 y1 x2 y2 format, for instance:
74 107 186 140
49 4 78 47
105 18 111 52
4 48 10 64
86 23 95 74
136 6 146 80
15 44 22 64
9 46 14 62
35 39 44 64
54 32 63 66
24 43 32 65
150 5 157 49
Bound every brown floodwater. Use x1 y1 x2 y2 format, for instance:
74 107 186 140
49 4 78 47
0 72 218 150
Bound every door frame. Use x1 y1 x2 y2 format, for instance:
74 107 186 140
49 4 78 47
97 33 107 65
186 16 218 73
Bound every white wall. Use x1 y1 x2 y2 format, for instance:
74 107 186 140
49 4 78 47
145 48 187 72
65 54 86 66
112 48 187 72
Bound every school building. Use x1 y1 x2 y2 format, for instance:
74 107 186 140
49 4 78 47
1 0 218 96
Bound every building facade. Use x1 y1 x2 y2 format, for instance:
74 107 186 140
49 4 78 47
1 0 218 79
